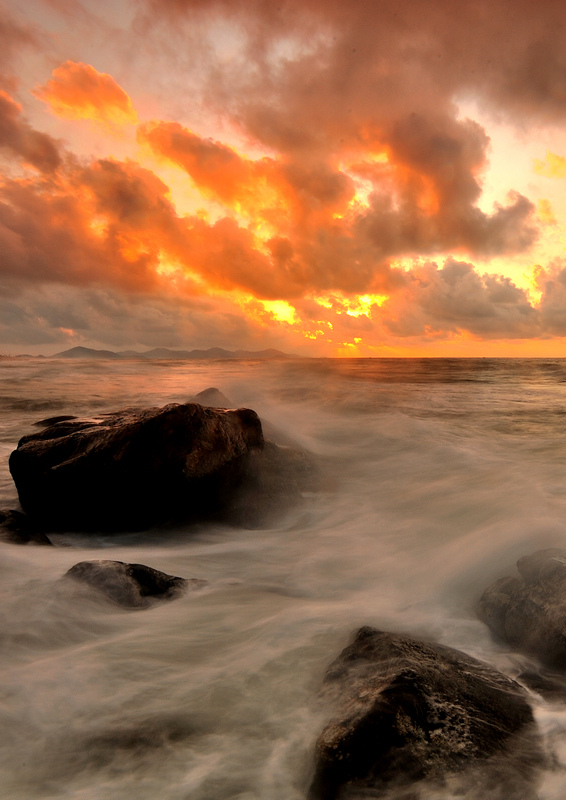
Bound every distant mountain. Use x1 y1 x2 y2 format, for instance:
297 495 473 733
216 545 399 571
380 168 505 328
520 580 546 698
52 346 122 359
52 346 295 360
136 347 236 359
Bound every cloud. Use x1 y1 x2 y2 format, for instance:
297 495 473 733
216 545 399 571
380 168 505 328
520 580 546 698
138 115 537 303
0 282 286 354
138 120 355 225
33 61 138 125
134 0 563 267
0 91 61 173
136 0 566 129
535 261 566 336
0 159 169 290
3 0 566 353
379 258 539 339
0 12 40 90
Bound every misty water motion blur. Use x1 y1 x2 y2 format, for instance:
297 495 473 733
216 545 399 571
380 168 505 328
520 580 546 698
2 357 566 799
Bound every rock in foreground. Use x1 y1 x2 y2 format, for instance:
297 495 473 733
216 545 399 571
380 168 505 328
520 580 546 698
9 402 265 531
63 560 190 607
0 509 52 545
310 627 541 800
478 548 566 669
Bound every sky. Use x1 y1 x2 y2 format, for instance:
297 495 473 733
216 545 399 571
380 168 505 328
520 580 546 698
1 0 566 357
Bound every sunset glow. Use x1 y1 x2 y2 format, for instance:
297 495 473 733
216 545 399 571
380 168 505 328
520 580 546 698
2 0 566 356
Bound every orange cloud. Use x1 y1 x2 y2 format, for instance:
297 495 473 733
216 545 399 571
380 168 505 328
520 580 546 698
138 121 355 231
33 61 138 126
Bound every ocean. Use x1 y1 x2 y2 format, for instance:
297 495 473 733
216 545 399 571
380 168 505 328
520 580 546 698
1 356 566 799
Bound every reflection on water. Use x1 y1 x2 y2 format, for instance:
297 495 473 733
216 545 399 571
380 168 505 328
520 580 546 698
1 357 566 798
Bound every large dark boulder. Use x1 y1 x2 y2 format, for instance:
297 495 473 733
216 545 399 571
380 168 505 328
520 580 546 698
9 400 317 532
9 402 264 531
62 560 190 607
309 627 541 800
478 548 566 669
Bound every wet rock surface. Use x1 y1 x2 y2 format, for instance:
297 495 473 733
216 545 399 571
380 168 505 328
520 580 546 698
478 548 566 669
9 402 265 531
310 627 541 800
0 509 52 545
63 560 191 607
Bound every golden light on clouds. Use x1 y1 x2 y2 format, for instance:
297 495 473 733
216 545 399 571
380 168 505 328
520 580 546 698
313 293 387 317
259 300 297 324
533 151 566 180
537 199 557 226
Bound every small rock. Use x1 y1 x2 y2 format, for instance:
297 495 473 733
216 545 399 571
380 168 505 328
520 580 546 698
478 549 566 668
63 560 191 607
0 509 52 545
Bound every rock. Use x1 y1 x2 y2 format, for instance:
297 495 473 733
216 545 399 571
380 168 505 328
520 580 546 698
62 560 191 607
478 548 566 669
9 402 265 531
309 627 541 800
0 509 52 545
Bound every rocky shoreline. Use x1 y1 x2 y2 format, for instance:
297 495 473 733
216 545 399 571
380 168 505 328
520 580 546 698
2 387 565 797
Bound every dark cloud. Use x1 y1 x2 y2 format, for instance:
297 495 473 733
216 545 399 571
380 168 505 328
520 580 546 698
536 261 566 336
0 283 280 353
0 92 61 173
381 258 540 339
138 0 566 125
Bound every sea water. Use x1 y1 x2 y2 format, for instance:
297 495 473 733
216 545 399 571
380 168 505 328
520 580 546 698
1 357 566 799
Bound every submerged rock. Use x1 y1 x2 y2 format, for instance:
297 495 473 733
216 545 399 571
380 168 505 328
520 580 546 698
309 627 541 800
191 386 300 447
478 548 566 669
9 402 265 531
33 414 78 428
192 387 234 408
517 668 566 701
0 509 52 545
63 560 191 607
